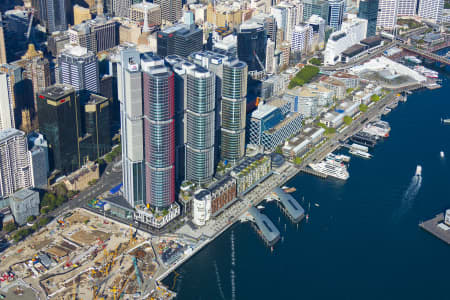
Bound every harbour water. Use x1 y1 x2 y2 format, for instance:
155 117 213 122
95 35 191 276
164 73 450 299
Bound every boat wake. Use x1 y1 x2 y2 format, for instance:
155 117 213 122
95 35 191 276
394 174 422 219
230 230 236 300
214 261 226 300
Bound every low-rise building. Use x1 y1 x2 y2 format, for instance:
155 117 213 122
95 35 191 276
330 71 360 89
282 136 311 158
337 100 360 116
320 76 346 100
209 176 237 216
192 189 212 226
62 162 99 191
231 154 271 196
7 188 39 226
321 111 344 128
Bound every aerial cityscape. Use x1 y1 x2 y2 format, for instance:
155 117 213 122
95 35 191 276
0 0 449 298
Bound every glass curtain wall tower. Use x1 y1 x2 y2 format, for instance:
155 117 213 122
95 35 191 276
221 60 248 164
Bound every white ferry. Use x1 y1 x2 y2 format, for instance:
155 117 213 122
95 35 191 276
362 120 391 138
309 160 349 180
326 153 351 163
415 165 422 177
404 56 422 64
349 149 372 159
414 65 439 79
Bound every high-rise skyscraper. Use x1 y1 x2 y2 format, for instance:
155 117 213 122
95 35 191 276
37 84 81 173
141 55 176 209
117 48 144 208
237 22 267 75
0 128 33 198
266 38 276 74
83 94 112 161
58 45 100 99
376 0 399 30
171 59 216 185
358 0 379 37
291 25 313 54
68 16 120 54
73 4 92 25
221 59 248 163
113 0 132 18
154 0 182 24
307 14 326 49
418 0 444 23
328 0 346 31
157 24 203 58
303 0 329 23
0 15 6 65
46 0 69 33
271 2 301 42
0 72 14 131
397 0 417 16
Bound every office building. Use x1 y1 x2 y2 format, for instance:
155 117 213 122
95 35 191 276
328 0 346 31
117 48 145 208
68 16 120 54
183 62 216 185
47 31 71 57
266 38 276 74
324 16 368 65
154 0 182 24
0 15 6 65
129 2 161 27
37 84 81 173
0 128 33 198
249 101 303 151
357 0 379 37
83 94 112 161
74 5 92 25
237 22 267 75
7 188 39 226
377 0 399 30
291 25 313 54
46 0 69 33
28 132 49 188
221 59 248 163
271 2 301 42
58 45 100 97
307 14 326 49
157 24 203 58
251 14 278 47
418 0 444 23
113 0 132 18
303 0 329 23
397 0 417 16
141 55 176 209
0 73 14 131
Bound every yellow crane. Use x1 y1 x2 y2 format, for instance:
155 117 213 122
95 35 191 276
109 286 118 300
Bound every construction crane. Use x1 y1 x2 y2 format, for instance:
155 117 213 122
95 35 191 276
109 286 118 300
253 50 266 75
26 9 34 41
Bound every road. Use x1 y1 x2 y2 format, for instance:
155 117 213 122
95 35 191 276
50 159 123 218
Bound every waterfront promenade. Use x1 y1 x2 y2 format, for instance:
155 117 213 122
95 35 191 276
157 90 403 282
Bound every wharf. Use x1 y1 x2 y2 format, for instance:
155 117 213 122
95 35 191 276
419 213 450 245
248 207 280 246
273 187 305 223
299 167 328 178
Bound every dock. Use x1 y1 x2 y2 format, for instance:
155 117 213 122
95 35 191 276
248 207 280 246
273 188 305 223
419 213 450 245
299 167 328 178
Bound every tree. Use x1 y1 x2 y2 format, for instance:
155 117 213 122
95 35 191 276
32 223 39 232
343 116 353 125
371 94 380 102
105 153 113 163
4 223 16 233
38 217 50 227
42 193 56 207
309 57 322 66
27 216 36 223
40 207 49 214
288 65 320 89
359 104 368 112
293 157 302 165
55 195 65 207
13 228 31 242
55 183 68 197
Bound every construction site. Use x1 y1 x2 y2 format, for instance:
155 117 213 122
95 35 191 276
0 209 176 300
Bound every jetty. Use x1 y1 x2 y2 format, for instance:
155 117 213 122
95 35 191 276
273 187 305 223
299 167 328 178
248 207 280 246
419 213 450 245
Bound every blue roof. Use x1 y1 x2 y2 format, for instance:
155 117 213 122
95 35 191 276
110 183 123 194
273 187 305 223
